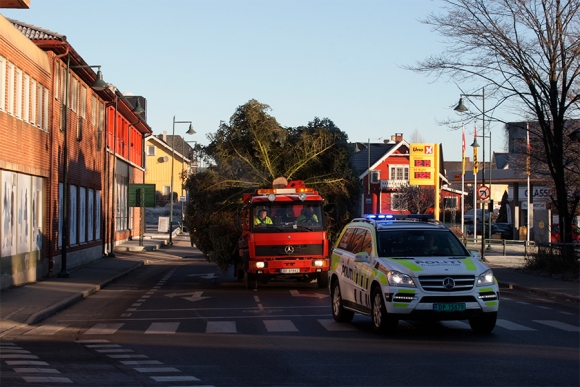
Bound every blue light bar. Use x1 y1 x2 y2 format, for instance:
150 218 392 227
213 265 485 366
363 213 434 221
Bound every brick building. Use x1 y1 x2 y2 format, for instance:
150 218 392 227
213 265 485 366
0 14 152 289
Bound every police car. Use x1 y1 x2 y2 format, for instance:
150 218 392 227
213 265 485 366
329 214 499 333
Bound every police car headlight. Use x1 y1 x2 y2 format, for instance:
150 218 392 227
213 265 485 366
387 271 416 287
477 269 494 286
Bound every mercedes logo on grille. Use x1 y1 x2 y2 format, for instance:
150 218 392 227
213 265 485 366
284 246 295 254
442 277 455 290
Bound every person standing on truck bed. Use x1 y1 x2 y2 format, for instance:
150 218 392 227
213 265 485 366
296 204 318 224
254 209 273 226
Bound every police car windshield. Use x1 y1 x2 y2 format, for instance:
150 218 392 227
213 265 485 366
377 229 469 257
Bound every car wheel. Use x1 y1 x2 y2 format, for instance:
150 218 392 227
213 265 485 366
244 271 257 290
317 271 329 288
372 287 398 333
331 281 354 322
469 312 497 333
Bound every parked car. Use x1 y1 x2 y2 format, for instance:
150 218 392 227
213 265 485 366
550 225 580 243
464 209 490 224
494 223 515 240
466 223 500 237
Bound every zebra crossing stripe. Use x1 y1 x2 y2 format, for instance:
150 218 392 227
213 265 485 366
145 322 179 334
24 324 69 336
533 320 580 332
84 323 124 335
14 367 61 374
264 320 298 332
22 376 72 383
496 319 536 331
206 321 236 333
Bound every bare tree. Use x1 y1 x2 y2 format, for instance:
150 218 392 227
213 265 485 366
408 0 580 248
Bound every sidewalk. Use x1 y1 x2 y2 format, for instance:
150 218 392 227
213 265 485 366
1 231 578 338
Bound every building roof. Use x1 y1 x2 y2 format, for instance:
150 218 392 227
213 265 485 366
351 141 399 176
7 17 66 41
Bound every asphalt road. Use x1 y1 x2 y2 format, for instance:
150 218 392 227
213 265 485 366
1 244 578 387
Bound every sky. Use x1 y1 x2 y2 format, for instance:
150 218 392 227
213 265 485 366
1 0 513 162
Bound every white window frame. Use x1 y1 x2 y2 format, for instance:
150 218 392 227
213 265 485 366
43 87 49 130
7 62 14 115
80 85 86 119
0 56 6 111
91 95 97 126
30 79 36 126
390 165 409 181
37 83 43 129
147 145 156 156
23 73 30 122
15 68 22 119
71 76 78 112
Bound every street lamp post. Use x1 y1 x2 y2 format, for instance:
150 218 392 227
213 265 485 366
454 88 488 261
58 60 107 278
169 116 194 245
180 138 196 232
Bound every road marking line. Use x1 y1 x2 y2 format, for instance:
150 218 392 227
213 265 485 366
150 376 200 382
206 321 236 333
533 320 580 332
84 323 124 335
134 367 180 373
14 368 61 374
5 361 49 366
120 360 163 365
145 322 180 334
496 319 536 331
22 376 72 383
24 324 69 336
264 319 298 332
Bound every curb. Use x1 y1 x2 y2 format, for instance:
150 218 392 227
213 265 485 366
498 280 580 303
24 261 145 325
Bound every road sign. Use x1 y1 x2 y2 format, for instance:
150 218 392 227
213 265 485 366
477 185 490 200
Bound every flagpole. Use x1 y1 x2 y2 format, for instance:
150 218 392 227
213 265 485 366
527 123 530 246
461 123 466 237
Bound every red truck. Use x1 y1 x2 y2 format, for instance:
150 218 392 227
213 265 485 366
236 179 330 289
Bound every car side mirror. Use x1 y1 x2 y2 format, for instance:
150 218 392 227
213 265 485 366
470 250 481 261
355 252 370 262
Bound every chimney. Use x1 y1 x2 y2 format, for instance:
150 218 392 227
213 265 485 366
393 133 403 142
163 131 167 143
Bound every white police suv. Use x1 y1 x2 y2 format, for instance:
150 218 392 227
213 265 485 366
329 214 499 333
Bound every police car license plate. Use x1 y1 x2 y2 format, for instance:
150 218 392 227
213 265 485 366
280 268 300 274
433 303 466 312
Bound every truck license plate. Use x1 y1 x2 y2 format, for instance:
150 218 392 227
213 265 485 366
433 303 466 312
280 268 300 274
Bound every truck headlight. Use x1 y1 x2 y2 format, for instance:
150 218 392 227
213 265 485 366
256 261 266 269
477 269 494 286
387 270 416 287
313 259 324 267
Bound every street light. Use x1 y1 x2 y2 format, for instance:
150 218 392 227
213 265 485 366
58 61 107 278
169 116 194 245
454 87 488 261
180 132 196 232
105 86 144 257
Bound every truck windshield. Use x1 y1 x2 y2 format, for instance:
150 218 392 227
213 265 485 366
252 202 324 231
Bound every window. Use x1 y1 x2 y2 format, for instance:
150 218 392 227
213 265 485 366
23 74 29 122
79 187 86 243
163 185 171 197
71 76 78 112
116 175 129 231
147 146 156 156
370 170 380 184
91 95 97 126
43 87 49 130
80 85 86 118
30 79 36 125
0 56 6 111
391 193 407 211
390 165 409 181
15 68 22 119
37 83 43 129
88 189 94 242
95 190 101 240
70 185 77 245
7 62 14 115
